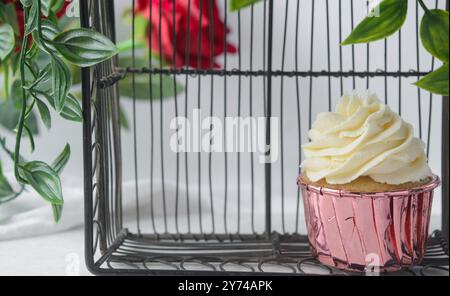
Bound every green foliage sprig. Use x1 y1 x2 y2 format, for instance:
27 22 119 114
0 0 118 221
230 0 260 11
343 0 449 96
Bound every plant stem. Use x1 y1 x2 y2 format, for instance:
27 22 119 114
14 7 30 184
418 0 430 13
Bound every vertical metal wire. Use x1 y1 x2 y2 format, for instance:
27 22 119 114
104 0 120 241
249 4 255 232
197 0 204 234
443 0 450 243
148 0 157 234
325 0 332 111
338 0 343 96
350 0 356 89
366 46 370 88
106 77 115 240
265 0 274 238
237 10 242 234
158 0 168 233
109 0 123 233
262 0 267 117
416 0 423 139
427 0 439 159
384 38 388 105
208 0 216 234
294 0 302 234
279 0 289 234
131 0 141 235
184 0 192 234
249 4 255 234
173 0 181 234
366 1 370 89
81 0 94 267
398 29 402 116
223 0 229 234
308 0 315 130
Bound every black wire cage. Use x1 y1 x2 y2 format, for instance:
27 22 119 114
81 0 449 275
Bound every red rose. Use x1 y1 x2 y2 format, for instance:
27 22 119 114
136 0 237 69
1 0 70 39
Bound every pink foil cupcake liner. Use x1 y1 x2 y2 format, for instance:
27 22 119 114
298 175 440 273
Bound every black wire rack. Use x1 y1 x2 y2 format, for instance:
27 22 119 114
81 0 449 275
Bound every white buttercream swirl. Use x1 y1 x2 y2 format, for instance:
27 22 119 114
301 92 432 185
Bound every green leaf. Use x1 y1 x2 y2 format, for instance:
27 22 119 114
230 0 260 11
40 19 61 53
20 0 34 8
51 55 72 113
0 98 39 135
41 0 52 17
119 74 184 100
0 176 15 201
414 63 449 96
29 58 53 92
342 0 408 45
51 28 118 67
36 91 83 122
0 2 19 36
11 52 21 75
52 144 70 174
23 124 36 152
24 1 39 36
0 24 15 61
68 62 82 85
26 40 40 60
119 105 129 130
35 98 52 129
420 9 449 63
0 161 15 201
25 64 51 91
52 204 63 222
117 39 146 53
60 94 83 122
19 161 63 205
51 0 66 13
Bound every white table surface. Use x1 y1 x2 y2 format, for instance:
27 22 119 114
0 227 91 276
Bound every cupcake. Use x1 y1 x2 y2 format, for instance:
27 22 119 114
298 92 440 273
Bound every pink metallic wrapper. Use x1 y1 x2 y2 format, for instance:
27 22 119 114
298 175 440 273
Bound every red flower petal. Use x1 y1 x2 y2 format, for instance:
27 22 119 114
135 0 237 69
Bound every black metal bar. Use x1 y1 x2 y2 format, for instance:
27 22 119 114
131 0 142 236
80 0 94 273
98 69 432 89
131 232 308 243
279 0 289 234
442 0 449 243
111 68 431 79
294 0 302 235
265 0 274 239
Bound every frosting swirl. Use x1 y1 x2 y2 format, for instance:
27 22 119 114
301 92 432 185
